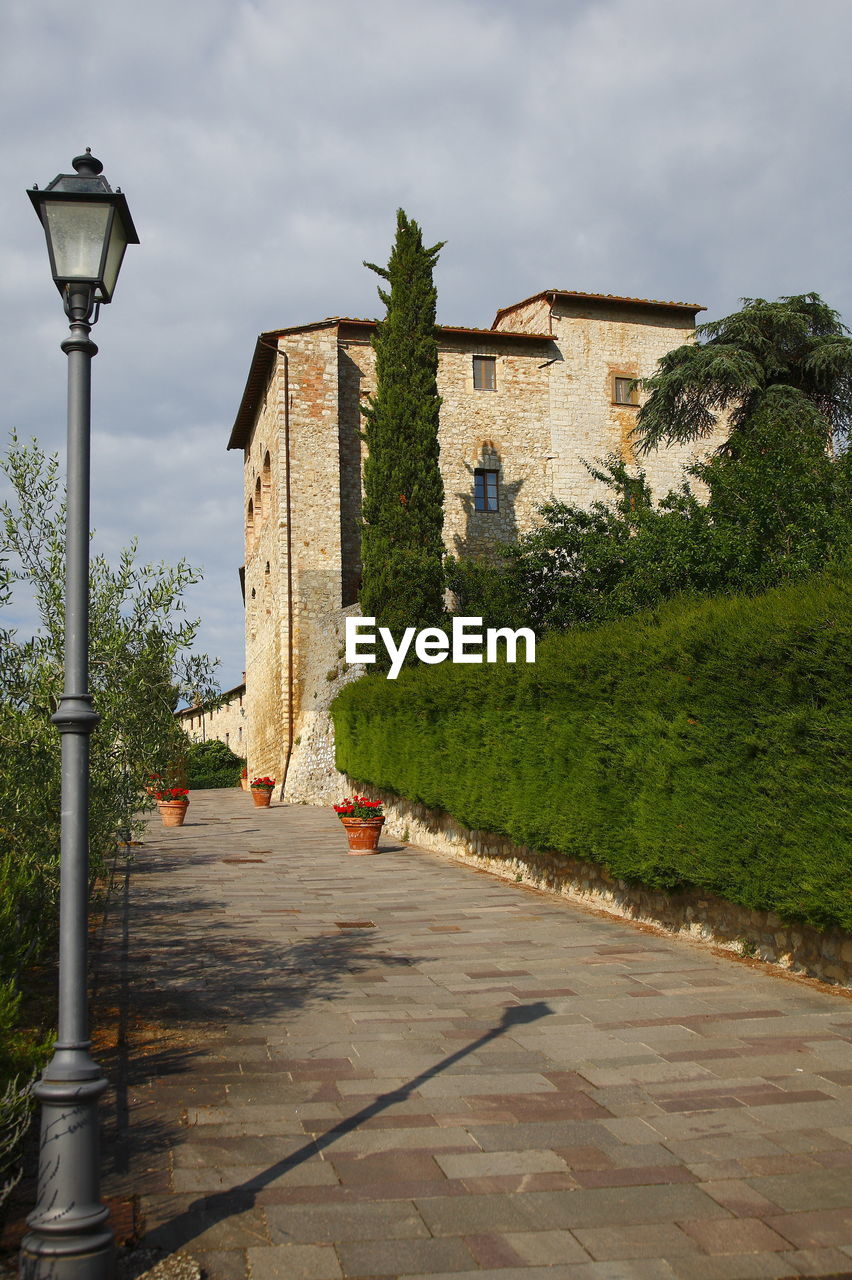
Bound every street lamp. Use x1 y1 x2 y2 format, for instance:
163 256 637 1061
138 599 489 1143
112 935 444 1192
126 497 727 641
21 151 138 1280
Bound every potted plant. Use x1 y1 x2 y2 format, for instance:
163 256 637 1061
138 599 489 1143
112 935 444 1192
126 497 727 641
240 766 249 792
155 786 190 827
250 776 275 807
333 795 385 854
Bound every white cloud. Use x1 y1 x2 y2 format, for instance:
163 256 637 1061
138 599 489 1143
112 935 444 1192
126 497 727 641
1 0 850 681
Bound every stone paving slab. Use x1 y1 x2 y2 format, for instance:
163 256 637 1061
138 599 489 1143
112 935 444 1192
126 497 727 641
84 790 852 1279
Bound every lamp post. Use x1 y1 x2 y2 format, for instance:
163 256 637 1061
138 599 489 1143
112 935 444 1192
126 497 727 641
21 150 138 1280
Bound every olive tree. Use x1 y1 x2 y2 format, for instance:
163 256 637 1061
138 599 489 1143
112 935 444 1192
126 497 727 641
0 434 218 1197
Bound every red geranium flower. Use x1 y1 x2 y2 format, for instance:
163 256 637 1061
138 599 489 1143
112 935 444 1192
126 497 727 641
332 795 384 819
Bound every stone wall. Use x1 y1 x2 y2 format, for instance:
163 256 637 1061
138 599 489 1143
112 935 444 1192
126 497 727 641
354 784 852 989
286 325 347 791
437 337 554 559
281 603 365 805
497 295 727 505
178 684 247 757
335 329 556 567
243 325 347 787
242 347 285 781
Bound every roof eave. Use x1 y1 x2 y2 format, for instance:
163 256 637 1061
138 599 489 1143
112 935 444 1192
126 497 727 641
492 289 706 328
227 334 278 452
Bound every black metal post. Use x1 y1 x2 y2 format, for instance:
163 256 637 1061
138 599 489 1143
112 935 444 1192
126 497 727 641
20 285 114 1280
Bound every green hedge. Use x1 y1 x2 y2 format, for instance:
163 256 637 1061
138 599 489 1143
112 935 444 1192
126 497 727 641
184 738 244 790
332 566 851 932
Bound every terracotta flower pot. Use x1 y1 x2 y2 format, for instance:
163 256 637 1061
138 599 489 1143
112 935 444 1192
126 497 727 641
240 777 249 791
251 788 273 807
339 816 384 854
158 800 189 827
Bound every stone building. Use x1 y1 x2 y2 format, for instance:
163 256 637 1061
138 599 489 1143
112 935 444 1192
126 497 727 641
177 680 247 758
228 289 724 799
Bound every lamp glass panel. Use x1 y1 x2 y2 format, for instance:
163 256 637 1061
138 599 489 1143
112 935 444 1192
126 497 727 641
43 201 111 283
101 212 129 300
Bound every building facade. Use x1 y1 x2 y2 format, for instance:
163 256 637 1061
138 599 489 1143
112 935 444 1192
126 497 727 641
228 289 724 797
177 681 247 757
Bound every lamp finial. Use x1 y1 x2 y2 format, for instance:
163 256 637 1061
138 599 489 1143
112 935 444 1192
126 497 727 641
71 149 103 178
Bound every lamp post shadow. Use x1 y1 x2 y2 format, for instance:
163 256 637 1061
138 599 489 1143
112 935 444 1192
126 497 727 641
143 1000 553 1253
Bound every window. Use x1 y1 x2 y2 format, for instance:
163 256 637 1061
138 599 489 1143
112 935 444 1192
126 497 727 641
474 469 499 512
473 355 496 391
613 375 638 406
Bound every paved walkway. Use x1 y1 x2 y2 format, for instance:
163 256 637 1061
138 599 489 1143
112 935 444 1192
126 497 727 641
93 789 852 1280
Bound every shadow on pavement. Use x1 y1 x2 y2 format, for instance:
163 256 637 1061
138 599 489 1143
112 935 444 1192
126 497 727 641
144 1001 553 1252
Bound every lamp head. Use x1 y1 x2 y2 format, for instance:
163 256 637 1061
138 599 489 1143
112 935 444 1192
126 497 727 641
28 149 139 306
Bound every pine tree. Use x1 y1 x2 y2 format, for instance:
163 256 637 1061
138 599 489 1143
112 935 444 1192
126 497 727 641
632 293 852 457
360 210 446 638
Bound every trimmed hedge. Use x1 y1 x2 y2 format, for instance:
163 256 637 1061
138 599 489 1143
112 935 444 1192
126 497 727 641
332 566 851 932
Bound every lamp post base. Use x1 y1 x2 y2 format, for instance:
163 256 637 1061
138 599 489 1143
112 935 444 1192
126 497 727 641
19 1069 114 1280
19 1233 115 1280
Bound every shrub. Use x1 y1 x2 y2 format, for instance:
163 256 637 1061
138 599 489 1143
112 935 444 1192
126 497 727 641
332 564 851 933
184 738 244 789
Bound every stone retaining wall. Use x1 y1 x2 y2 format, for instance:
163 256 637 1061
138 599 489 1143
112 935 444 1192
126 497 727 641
349 781 852 989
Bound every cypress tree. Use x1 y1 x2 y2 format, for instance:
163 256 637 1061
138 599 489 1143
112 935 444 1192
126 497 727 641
360 210 446 639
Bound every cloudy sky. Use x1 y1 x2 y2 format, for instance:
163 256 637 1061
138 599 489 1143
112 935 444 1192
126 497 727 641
2 0 850 686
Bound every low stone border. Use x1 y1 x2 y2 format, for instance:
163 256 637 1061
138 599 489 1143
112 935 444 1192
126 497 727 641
352 781 852 989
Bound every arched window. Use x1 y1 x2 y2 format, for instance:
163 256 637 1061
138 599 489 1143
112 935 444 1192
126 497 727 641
254 474 262 522
246 497 255 553
262 451 272 510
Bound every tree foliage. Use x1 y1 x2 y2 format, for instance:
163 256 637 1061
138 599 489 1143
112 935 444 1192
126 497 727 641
360 210 446 638
633 293 852 456
0 434 217 1089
